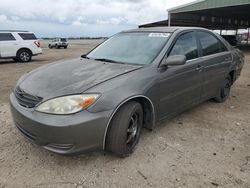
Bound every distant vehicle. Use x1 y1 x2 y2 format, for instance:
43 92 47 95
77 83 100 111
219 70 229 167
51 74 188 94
0 30 42 62
48 38 68 49
238 32 250 45
10 27 244 156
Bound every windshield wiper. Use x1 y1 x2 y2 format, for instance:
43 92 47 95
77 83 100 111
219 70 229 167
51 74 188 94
92 58 125 64
81 54 90 59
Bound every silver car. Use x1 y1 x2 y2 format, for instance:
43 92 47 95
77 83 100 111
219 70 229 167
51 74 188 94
10 27 244 156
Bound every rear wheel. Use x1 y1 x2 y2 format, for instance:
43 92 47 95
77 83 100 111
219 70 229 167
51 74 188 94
17 49 32 63
48 44 52 49
105 101 143 157
214 76 232 103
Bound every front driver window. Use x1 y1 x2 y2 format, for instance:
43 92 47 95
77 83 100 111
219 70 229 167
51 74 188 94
169 32 198 61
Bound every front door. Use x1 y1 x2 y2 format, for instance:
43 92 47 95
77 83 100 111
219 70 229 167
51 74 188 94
156 31 204 120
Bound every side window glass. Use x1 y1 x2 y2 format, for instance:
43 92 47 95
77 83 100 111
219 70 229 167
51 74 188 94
18 33 37 40
198 31 226 56
169 32 198 61
220 42 228 52
0 33 16 41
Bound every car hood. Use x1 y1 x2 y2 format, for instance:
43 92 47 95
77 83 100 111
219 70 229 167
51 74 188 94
18 58 142 99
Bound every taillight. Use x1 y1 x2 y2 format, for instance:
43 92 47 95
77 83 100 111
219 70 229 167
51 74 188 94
34 41 40 48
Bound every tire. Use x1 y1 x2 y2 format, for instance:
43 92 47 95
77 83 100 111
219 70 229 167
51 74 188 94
105 101 143 157
55 44 59 49
17 49 32 63
64 46 67 49
48 44 52 49
214 76 232 103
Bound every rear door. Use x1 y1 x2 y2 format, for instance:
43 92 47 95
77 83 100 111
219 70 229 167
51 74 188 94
0 33 17 57
156 31 204 120
196 31 232 100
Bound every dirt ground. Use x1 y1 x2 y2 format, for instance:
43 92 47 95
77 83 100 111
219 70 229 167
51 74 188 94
0 40 250 188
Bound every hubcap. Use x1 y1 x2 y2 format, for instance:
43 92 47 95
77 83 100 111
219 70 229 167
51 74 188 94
126 113 140 146
20 52 30 62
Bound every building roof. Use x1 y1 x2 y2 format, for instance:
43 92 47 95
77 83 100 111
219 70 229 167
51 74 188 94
168 0 250 13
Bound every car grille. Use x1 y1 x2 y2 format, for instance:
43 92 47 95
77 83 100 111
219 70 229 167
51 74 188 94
14 86 43 108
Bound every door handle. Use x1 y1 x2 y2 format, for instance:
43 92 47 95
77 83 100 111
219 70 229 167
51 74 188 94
224 57 231 61
196 65 202 71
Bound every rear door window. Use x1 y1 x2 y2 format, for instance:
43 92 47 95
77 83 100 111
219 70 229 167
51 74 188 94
0 33 16 41
18 33 37 40
197 31 227 56
169 32 198 61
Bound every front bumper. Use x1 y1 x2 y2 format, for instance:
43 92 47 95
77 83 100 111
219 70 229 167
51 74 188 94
10 93 112 155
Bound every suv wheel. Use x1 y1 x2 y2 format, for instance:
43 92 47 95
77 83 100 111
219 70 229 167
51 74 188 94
48 44 52 49
17 49 32 62
214 76 232 103
105 101 143 157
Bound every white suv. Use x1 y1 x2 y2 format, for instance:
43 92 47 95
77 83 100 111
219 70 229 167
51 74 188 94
0 30 42 62
48 38 68 49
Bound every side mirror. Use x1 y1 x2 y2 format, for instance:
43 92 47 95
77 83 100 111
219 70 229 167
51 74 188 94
160 55 186 68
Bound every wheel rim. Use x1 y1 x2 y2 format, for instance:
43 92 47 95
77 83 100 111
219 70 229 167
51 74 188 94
20 52 30 62
126 112 140 148
221 79 230 98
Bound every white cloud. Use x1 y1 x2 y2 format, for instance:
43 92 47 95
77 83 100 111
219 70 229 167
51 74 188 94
96 17 124 25
0 14 8 22
72 16 87 26
0 0 196 36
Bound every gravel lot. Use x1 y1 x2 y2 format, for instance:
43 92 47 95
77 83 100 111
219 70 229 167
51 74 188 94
0 40 250 188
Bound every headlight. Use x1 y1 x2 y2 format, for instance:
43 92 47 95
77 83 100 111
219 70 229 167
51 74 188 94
36 94 100 114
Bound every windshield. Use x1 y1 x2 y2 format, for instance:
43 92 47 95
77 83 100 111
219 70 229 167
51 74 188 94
61 38 67 42
87 32 171 65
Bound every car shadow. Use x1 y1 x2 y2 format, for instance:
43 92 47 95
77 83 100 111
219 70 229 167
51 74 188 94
0 59 16 64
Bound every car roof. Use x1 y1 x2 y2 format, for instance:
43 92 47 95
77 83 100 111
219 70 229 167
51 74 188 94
0 30 32 33
122 26 209 33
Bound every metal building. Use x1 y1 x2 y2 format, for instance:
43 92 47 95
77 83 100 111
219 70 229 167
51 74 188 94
139 0 250 30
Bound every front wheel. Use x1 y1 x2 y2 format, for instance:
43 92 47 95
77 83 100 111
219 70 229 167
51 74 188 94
105 101 143 157
214 76 232 103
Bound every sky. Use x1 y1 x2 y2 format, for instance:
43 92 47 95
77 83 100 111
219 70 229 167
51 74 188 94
0 0 195 37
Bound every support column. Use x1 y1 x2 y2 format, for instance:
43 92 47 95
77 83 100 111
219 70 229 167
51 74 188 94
248 28 250 45
168 12 171 27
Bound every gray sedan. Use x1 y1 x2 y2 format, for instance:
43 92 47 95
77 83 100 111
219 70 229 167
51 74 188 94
10 27 244 156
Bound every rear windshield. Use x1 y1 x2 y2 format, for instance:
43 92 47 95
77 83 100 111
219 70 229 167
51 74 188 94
61 38 67 42
0 33 16 41
18 33 37 40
